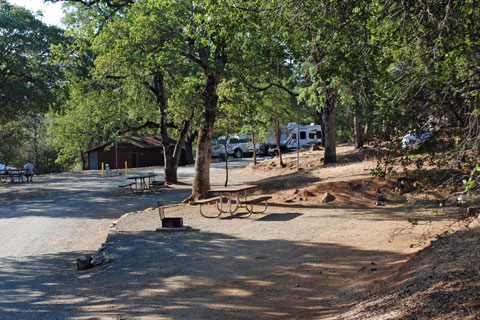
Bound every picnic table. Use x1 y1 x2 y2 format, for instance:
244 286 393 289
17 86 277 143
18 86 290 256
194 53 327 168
1 169 26 183
119 173 164 194
127 173 157 193
194 184 271 218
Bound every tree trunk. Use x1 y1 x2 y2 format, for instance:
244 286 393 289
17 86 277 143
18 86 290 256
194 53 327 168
252 131 257 166
364 120 372 143
323 87 337 164
168 111 195 184
224 141 229 187
273 119 285 167
149 68 178 184
189 73 218 200
319 115 326 147
81 152 86 170
164 149 178 183
183 139 195 165
354 104 364 149
149 68 192 184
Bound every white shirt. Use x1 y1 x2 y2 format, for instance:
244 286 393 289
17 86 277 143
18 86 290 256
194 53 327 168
24 163 34 174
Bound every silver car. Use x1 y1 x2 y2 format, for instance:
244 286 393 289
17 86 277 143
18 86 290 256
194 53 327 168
211 135 258 159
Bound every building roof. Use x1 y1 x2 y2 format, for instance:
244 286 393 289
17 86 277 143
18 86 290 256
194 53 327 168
84 135 168 153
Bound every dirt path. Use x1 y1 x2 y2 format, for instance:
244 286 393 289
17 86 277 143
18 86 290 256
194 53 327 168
0 148 458 319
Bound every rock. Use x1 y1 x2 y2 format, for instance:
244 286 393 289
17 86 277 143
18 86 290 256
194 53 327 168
294 189 300 195
77 255 93 271
377 194 386 202
299 190 315 197
283 198 294 203
467 207 479 217
321 193 335 203
374 201 385 206
91 254 108 266
311 145 321 151
397 178 415 193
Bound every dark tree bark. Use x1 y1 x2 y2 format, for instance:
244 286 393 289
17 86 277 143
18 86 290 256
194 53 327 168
273 119 286 168
186 39 227 201
148 68 192 184
183 138 195 165
252 132 257 166
190 73 218 199
354 104 364 149
81 152 86 170
323 87 337 164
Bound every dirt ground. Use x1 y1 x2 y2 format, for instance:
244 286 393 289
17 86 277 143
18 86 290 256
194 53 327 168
66 144 479 319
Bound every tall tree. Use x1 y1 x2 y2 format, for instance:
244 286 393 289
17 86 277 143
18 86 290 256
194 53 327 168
0 1 65 161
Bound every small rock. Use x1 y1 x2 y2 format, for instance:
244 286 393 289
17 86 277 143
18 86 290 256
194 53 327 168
295 283 300 288
321 193 335 203
294 189 300 195
283 198 294 203
91 254 107 266
374 201 385 206
398 179 415 193
467 207 479 217
377 194 386 202
311 145 321 151
77 256 93 271
299 190 315 197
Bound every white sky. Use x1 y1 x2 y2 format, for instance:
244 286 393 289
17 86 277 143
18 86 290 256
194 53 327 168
8 0 65 28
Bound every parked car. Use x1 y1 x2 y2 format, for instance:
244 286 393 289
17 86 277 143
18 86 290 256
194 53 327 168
211 134 259 159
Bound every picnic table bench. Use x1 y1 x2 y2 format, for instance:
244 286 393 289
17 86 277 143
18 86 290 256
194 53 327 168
118 182 135 193
193 185 271 218
1 169 26 183
119 173 165 194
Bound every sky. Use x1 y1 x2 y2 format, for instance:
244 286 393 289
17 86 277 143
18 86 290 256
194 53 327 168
8 0 65 28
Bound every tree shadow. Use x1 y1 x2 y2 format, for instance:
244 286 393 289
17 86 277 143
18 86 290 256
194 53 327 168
0 230 409 319
0 183 192 220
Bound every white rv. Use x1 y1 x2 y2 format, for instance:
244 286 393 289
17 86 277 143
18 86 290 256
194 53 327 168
267 122 322 152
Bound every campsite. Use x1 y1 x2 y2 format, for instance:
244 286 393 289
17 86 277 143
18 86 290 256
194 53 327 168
1 1 479 319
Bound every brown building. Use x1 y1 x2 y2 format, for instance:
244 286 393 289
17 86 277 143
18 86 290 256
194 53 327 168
84 136 189 170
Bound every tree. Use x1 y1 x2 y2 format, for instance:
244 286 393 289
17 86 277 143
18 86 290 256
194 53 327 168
0 1 65 162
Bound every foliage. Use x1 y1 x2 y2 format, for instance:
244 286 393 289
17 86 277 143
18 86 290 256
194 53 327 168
0 1 65 165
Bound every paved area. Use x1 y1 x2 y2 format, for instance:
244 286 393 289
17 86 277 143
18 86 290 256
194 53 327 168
0 159 253 258
0 159 258 319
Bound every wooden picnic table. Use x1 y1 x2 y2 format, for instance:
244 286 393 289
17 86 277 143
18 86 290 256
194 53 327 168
126 173 157 193
202 184 271 217
1 169 26 183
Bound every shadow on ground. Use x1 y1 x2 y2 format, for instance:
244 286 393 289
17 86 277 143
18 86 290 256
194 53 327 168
0 230 408 319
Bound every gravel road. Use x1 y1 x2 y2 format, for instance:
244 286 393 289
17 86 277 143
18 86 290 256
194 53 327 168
0 158 255 319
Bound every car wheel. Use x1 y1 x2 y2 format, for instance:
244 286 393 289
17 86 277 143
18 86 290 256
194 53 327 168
233 148 243 158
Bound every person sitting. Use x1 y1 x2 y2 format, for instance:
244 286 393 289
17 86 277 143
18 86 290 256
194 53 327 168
24 160 34 182
3 162 14 182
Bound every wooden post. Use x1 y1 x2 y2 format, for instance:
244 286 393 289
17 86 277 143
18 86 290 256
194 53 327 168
125 161 128 175
101 162 104 178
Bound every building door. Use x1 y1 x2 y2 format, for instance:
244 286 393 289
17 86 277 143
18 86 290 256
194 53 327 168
132 152 140 168
89 152 99 170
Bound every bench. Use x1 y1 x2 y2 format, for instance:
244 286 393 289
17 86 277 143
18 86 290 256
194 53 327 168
193 197 222 218
241 196 272 214
150 180 165 193
119 182 135 193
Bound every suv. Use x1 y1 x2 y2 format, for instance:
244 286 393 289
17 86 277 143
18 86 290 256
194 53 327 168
211 134 258 159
